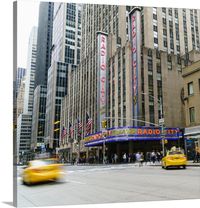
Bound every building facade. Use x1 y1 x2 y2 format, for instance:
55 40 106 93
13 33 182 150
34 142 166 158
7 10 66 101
23 27 38 114
34 2 54 88
17 113 32 163
17 27 37 162
44 2 82 153
60 5 200 161
16 67 26 97
182 50 200 158
31 85 47 151
31 2 54 152
16 77 26 118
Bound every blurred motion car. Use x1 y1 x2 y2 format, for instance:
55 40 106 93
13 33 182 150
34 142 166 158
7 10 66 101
22 158 64 185
162 147 187 169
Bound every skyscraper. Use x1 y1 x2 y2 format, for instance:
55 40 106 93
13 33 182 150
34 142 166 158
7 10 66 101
16 67 26 97
17 27 37 160
44 3 82 152
23 27 38 114
31 2 54 152
34 2 54 88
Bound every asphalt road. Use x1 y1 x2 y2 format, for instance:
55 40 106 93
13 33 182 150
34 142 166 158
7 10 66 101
16 163 200 207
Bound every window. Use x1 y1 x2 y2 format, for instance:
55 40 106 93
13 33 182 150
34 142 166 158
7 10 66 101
188 82 194 95
168 8 172 16
153 25 158 32
163 28 167 36
162 18 166 25
163 37 167 47
148 49 152 57
156 63 161 73
153 14 157 20
154 38 158 44
148 59 153 71
189 107 195 123
156 50 160 59
167 55 172 62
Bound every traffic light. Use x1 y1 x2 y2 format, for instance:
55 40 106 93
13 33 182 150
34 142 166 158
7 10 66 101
101 120 107 129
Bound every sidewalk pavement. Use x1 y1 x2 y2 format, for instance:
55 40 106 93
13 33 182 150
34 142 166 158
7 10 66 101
62 160 200 167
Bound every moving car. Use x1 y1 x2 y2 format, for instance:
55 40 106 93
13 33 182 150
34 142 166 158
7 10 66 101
22 158 64 185
162 148 187 169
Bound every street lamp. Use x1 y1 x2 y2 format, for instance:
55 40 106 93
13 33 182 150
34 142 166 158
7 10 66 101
141 92 165 156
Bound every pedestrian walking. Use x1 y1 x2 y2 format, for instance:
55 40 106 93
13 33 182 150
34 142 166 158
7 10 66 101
139 152 144 167
114 153 118 164
151 150 156 164
128 153 131 163
136 152 141 166
156 151 161 163
145 152 151 165
123 153 127 163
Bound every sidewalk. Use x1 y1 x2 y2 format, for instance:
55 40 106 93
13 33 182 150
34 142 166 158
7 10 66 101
187 160 200 167
62 160 200 167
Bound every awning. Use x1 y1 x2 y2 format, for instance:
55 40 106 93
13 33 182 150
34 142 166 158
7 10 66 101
184 126 200 138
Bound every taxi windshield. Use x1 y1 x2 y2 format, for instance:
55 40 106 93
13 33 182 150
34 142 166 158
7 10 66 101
30 159 57 167
168 151 183 155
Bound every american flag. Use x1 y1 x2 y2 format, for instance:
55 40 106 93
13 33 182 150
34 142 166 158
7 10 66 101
85 112 93 135
77 118 83 136
61 126 67 139
69 122 74 138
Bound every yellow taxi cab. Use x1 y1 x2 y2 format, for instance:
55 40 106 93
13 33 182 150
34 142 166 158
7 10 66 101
162 147 187 169
22 158 64 185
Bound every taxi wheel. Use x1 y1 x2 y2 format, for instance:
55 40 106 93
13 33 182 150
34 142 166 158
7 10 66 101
23 176 31 186
182 165 186 169
164 163 168 169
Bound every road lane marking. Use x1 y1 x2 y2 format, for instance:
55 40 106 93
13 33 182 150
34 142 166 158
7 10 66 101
65 180 86 185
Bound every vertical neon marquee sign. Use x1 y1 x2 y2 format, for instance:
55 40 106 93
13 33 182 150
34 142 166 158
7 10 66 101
97 32 108 131
129 7 141 126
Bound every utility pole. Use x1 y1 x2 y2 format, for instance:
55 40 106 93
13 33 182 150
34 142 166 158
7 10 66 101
101 120 107 164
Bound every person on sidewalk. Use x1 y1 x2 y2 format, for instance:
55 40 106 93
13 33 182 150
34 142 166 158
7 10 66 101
123 153 127 163
136 152 141 167
151 150 156 165
139 152 144 167
114 153 118 164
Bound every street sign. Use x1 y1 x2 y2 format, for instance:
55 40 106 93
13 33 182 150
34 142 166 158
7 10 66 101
159 118 164 125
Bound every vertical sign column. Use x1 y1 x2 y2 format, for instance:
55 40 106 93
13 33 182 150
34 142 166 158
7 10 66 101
129 7 141 127
97 32 108 132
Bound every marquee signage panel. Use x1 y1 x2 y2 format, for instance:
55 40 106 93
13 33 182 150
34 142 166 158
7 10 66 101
97 32 108 131
84 126 181 146
129 7 141 126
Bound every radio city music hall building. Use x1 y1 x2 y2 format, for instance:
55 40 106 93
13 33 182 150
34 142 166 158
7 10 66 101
59 5 200 161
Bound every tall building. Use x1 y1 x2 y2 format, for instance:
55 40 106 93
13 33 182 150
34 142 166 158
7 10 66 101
31 2 54 152
44 3 81 152
61 5 200 161
23 27 38 114
16 67 26 97
16 77 26 118
31 85 47 151
17 27 37 161
17 113 32 163
34 2 54 88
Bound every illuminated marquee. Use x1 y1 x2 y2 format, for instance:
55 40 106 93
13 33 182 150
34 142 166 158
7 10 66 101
97 32 108 131
131 14 137 104
129 8 141 126
84 127 181 146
